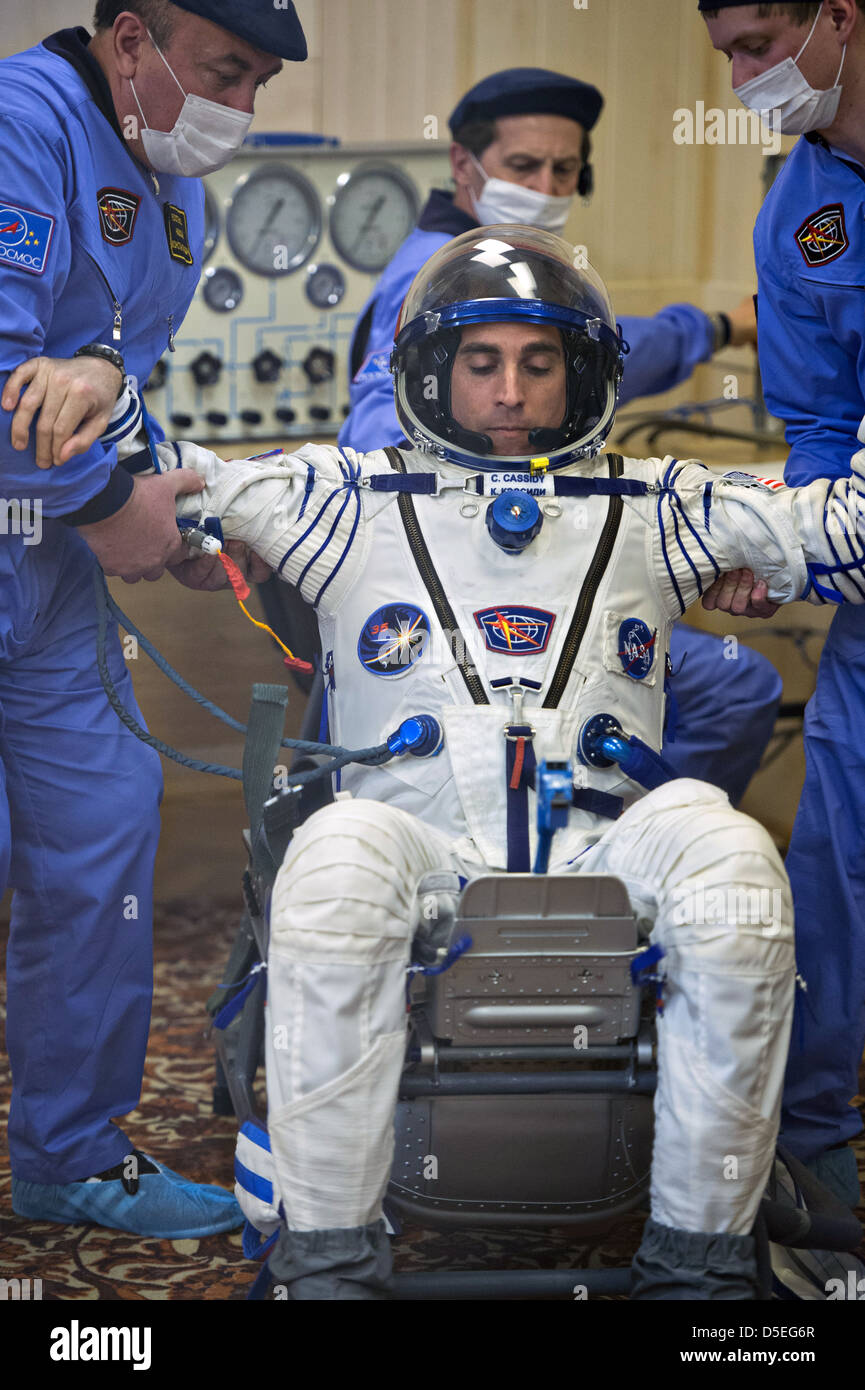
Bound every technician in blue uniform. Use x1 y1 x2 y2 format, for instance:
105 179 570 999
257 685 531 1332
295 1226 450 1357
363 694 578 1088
700 0 865 1206
0 0 305 1236
335 68 783 805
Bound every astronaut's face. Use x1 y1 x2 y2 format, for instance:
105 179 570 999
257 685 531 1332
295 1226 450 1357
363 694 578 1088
450 322 567 456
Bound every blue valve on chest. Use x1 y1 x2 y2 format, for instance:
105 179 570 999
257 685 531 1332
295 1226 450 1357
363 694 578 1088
485 489 543 553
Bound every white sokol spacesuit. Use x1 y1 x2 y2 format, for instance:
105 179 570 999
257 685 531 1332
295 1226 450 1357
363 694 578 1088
141 228 865 1298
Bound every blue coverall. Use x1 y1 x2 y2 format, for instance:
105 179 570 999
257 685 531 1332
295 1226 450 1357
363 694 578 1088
336 188 783 804
0 27 203 1183
755 131 865 1162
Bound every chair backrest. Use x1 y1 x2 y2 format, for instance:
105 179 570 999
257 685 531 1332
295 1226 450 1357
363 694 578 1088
428 873 644 1047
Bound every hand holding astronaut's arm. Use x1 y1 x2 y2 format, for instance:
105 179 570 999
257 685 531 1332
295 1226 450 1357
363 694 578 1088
149 437 366 607
1 354 123 468
77 470 206 583
702 568 780 618
167 539 272 591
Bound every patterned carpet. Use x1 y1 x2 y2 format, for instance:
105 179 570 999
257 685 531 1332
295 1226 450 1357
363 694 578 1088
0 901 862 1301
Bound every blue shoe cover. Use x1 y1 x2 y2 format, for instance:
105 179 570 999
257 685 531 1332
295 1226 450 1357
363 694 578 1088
802 1146 862 1210
12 1156 244 1237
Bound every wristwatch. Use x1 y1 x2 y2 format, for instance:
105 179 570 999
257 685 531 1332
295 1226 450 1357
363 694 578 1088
73 343 127 399
709 312 732 355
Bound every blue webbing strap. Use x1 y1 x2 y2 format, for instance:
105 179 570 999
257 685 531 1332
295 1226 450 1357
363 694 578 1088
571 787 623 819
363 472 656 498
505 725 536 872
551 476 652 497
365 472 439 493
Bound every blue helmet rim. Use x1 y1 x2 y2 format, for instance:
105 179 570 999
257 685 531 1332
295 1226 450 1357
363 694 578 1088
395 298 622 358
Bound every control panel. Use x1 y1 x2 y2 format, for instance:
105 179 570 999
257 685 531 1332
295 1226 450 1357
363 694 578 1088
142 137 451 444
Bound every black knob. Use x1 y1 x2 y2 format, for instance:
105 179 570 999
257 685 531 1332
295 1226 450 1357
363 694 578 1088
190 351 223 387
252 349 283 385
170 412 194 429
143 358 168 391
205 411 228 427
240 410 263 425
309 406 331 422
341 404 351 417
302 347 335 385
275 407 296 424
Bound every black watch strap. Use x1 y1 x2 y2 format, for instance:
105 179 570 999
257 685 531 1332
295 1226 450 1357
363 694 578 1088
73 343 127 398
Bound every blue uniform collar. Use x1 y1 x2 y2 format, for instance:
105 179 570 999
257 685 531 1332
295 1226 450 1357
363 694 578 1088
804 129 865 183
42 26 125 143
417 188 478 237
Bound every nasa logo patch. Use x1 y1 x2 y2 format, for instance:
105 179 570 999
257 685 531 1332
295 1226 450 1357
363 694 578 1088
617 618 657 680
474 606 556 655
0 199 55 276
97 187 141 245
358 602 430 677
795 203 849 267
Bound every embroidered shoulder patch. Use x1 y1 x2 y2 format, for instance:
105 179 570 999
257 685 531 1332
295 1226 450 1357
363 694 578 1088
795 203 849 267
97 188 141 246
0 199 55 276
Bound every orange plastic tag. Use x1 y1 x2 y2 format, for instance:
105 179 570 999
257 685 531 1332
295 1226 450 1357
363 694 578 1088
219 551 251 602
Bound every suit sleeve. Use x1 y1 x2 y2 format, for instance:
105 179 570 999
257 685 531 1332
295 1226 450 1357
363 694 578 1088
0 116 127 517
647 454 865 615
158 439 368 613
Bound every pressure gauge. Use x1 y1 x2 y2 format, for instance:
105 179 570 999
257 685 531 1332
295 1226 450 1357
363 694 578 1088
202 184 219 265
329 162 419 273
226 164 321 276
203 265 244 313
305 262 347 309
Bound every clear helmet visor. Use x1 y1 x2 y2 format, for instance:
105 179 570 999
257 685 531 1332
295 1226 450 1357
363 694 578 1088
392 226 623 470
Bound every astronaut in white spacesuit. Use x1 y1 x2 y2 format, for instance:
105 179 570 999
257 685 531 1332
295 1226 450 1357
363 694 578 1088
143 226 865 1299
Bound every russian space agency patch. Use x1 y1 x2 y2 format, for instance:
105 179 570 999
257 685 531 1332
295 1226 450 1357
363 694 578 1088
474 605 555 655
358 602 430 677
616 617 657 680
795 203 849 267
97 187 141 245
0 199 55 276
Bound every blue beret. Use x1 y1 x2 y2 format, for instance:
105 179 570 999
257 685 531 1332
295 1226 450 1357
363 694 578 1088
168 0 307 60
448 68 603 136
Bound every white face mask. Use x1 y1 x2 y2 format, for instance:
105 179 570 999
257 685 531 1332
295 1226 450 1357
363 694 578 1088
468 151 573 232
130 34 253 177
733 7 846 136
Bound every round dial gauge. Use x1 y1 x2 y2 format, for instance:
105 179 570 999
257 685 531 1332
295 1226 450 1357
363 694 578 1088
202 184 219 265
226 164 321 276
329 162 419 273
203 265 244 313
305 261 347 309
